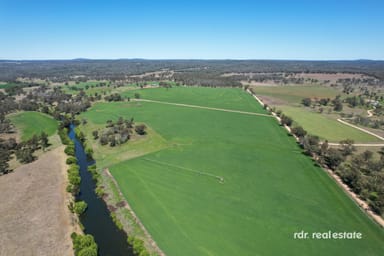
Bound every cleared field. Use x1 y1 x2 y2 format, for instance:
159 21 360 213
251 85 340 105
122 86 264 112
81 88 384 256
280 106 382 143
0 146 73 256
8 111 58 141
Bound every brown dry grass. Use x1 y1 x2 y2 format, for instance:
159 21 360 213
0 146 75 256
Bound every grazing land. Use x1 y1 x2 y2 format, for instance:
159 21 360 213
279 105 381 142
8 111 58 141
0 83 19 89
252 85 381 143
80 87 384 256
251 85 340 105
0 146 74 256
122 86 264 112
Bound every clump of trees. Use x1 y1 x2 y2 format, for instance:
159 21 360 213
332 96 343 111
104 93 124 102
71 232 98 256
14 132 50 164
301 97 330 108
69 201 88 216
291 126 307 138
280 115 293 127
67 163 81 195
135 124 147 135
0 137 17 175
0 113 14 133
337 149 384 215
95 117 146 147
352 114 384 130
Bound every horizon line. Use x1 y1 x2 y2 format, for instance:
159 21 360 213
0 58 383 62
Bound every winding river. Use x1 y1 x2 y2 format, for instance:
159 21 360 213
69 124 134 256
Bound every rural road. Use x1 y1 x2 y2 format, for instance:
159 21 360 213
134 98 273 117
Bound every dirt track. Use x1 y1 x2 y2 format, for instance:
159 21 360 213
0 146 74 256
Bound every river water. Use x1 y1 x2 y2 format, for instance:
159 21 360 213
68 124 134 256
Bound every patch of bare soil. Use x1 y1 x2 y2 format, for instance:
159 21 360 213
257 95 287 106
0 146 75 256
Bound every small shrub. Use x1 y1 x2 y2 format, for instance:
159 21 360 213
65 143 75 156
74 201 88 216
66 156 77 165
135 124 146 135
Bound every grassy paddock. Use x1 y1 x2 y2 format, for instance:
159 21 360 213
0 83 18 89
122 86 266 112
81 87 384 256
280 106 381 143
8 111 58 141
251 85 380 142
251 85 340 105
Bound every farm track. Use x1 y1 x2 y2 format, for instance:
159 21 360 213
134 98 273 117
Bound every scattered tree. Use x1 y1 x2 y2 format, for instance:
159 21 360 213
135 124 147 135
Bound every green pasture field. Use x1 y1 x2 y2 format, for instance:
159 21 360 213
8 111 58 140
122 86 263 112
0 83 28 89
280 106 381 143
251 85 340 105
80 87 384 256
0 83 15 89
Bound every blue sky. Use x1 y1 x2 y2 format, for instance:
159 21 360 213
0 0 383 60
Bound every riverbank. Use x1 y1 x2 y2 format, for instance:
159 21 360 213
68 124 134 256
0 146 76 255
103 168 165 256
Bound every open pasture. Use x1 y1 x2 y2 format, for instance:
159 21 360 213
81 87 384 256
251 85 340 105
122 86 264 112
8 111 58 141
280 106 382 143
